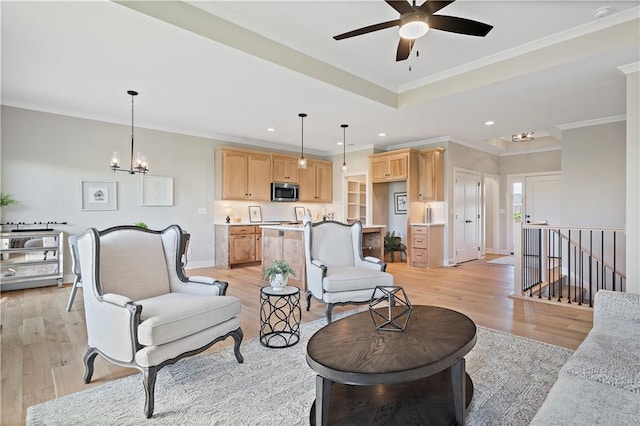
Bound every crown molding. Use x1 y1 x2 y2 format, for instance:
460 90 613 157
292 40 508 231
618 61 640 75
399 6 640 93
557 115 626 131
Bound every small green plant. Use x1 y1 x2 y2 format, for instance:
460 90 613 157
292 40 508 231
262 259 295 282
384 231 407 262
0 193 16 207
134 221 149 229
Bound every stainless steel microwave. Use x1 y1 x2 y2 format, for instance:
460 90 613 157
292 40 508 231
271 182 299 202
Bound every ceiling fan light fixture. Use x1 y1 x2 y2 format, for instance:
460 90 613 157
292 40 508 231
399 18 429 40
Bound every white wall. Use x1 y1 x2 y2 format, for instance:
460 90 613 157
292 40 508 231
561 121 626 228
1 106 335 279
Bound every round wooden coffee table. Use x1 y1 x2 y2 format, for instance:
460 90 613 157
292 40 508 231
306 305 477 425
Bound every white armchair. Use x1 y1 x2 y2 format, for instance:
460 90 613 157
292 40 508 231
76 225 243 418
303 220 393 323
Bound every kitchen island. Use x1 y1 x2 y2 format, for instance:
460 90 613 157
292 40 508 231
260 223 386 291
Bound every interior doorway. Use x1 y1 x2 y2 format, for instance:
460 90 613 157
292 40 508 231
483 174 500 255
453 168 481 263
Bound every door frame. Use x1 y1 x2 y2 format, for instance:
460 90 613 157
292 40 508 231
483 173 500 255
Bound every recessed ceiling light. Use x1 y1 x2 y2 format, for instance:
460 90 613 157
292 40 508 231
485 121 495 126
337 141 343 145
266 127 275 132
378 133 386 137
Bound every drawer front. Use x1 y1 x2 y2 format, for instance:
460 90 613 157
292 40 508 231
412 234 428 249
412 226 428 235
230 225 257 235
412 249 427 262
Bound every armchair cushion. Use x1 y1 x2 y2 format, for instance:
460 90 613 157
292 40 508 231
100 230 171 300
311 224 354 267
323 266 393 293
137 293 241 346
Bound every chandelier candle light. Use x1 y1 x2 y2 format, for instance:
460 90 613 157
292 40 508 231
341 124 348 172
298 113 307 169
110 90 149 174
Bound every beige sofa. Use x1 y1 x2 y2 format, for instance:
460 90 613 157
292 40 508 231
531 290 640 425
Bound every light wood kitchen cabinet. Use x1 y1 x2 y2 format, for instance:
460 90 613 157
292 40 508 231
298 159 333 203
221 149 271 201
272 155 299 183
410 225 444 269
261 228 306 289
370 152 408 183
215 225 261 269
418 147 445 202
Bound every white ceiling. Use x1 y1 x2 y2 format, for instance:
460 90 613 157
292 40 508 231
2 1 639 156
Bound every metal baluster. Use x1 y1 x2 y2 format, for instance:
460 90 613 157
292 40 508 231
578 230 583 306
591 230 595 307
567 230 571 304
612 231 616 292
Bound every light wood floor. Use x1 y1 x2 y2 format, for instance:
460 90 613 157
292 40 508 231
0 257 593 425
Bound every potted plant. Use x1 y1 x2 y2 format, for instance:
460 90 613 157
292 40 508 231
262 259 295 290
0 193 16 208
134 221 149 229
384 231 407 263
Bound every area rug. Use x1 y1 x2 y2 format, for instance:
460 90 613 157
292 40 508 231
27 311 572 425
487 255 514 266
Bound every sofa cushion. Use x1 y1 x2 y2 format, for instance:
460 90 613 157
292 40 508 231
136 293 241 346
323 266 393 293
559 318 640 393
531 375 640 426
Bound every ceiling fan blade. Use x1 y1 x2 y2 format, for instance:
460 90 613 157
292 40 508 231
419 1 455 16
334 19 400 40
396 38 413 61
385 0 415 15
428 15 493 37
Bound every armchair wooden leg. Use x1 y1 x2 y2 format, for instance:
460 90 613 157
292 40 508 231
83 347 99 384
325 304 334 324
66 278 80 312
306 291 313 311
231 327 244 363
143 366 158 419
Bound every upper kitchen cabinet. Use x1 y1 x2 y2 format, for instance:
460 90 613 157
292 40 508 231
370 151 408 183
298 159 333 203
220 148 271 201
272 155 299 184
418 147 445 202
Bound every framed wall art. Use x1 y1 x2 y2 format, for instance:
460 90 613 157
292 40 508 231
249 206 262 223
81 180 117 211
394 192 407 215
141 176 174 207
294 206 305 222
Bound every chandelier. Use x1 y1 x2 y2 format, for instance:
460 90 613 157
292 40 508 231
110 90 149 174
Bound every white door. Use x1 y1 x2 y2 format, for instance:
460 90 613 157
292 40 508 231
454 170 481 263
525 175 561 225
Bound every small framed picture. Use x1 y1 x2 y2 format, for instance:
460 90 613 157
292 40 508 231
394 192 407 215
141 175 174 206
81 180 117 211
294 206 305 222
249 206 262 223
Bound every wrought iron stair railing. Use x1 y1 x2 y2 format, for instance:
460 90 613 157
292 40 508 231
518 225 626 307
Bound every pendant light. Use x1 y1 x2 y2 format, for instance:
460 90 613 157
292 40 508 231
341 124 348 172
110 90 149 174
298 113 308 169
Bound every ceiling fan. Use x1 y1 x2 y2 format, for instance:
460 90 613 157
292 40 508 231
334 0 493 62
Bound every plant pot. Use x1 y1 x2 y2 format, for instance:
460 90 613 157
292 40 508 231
270 273 288 290
384 251 404 263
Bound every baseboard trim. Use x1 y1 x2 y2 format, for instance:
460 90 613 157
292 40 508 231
185 260 215 269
